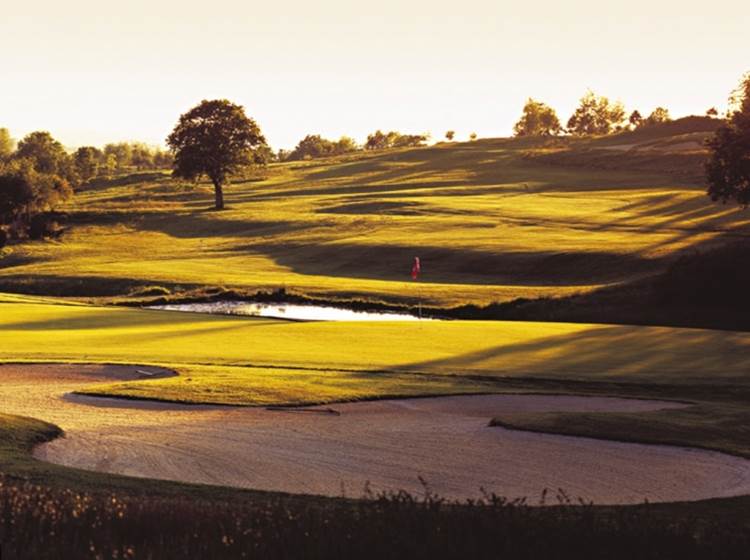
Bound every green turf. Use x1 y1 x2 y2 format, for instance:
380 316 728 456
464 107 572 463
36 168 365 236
2 127 747 306
2 298 750 405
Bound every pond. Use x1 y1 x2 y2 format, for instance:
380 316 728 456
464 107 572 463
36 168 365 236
146 301 430 321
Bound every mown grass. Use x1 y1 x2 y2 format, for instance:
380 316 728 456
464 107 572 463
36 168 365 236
1 124 748 307
2 299 750 405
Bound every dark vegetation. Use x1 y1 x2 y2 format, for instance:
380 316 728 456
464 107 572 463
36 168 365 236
3 473 750 560
706 72 750 207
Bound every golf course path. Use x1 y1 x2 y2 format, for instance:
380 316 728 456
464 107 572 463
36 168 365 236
4 364 750 505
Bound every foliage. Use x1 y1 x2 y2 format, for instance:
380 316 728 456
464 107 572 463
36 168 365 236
513 99 562 137
166 99 267 209
288 134 359 160
2 474 750 560
365 130 429 150
0 128 14 160
0 159 72 231
445 130 455 141
14 131 75 183
706 72 750 207
641 107 672 127
469 132 477 141
73 146 102 183
628 110 643 129
566 92 625 135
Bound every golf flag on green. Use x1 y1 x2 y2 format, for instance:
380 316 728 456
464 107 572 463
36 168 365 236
411 257 420 280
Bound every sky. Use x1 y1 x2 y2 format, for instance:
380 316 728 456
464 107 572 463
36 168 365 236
1 0 747 150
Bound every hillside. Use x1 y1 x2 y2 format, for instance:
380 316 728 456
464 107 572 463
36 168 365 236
1 117 748 312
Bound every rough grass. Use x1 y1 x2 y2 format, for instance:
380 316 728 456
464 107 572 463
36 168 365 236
2 126 748 307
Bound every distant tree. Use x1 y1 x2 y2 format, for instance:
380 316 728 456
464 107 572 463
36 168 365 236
277 148 292 162
445 130 455 141
566 92 625 136
469 132 478 141
103 154 117 178
391 133 429 148
0 128 14 160
103 143 133 170
73 147 102 183
15 132 73 179
706 72 750 207
706 107 719 118
628 110 643 129
0 159 72 229
365 130 389 150
365 130 428 150
513 99 562 137
152 149 173 169
334 136 358 155
642 107 672 127
289 135 336 160
167 99 266 210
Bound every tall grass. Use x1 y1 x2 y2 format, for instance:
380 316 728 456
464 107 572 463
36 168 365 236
0 476 748 559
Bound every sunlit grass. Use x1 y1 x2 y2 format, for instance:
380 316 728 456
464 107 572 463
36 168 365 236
3 138 748 305
2 299 750 405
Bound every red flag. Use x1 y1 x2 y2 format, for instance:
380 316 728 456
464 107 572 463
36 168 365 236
411 256 420 280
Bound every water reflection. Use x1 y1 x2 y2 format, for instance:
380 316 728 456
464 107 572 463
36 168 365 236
146 301 429 321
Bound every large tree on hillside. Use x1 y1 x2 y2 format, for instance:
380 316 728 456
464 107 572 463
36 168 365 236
513 99 562 137
706 72 750 207
166 99 266 210
566 91 625 135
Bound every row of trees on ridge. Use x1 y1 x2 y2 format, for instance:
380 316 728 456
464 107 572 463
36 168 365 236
513 92 680 137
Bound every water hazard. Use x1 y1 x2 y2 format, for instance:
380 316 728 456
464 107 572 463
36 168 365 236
146 301 429 321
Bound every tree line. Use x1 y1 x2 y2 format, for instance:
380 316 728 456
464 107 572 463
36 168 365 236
278 130 431 162
512 91 691 137
0 131 173 243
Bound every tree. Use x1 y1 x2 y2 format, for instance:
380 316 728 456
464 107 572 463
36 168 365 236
706 107 719 118
167 99 266 210
391 133 429 148
0 128 14 160
15 131 72 178
513 99 562 136
103 143 133 170
365 130 428 150
706 72 750 207
628 110 643 129
445 130 455 141
469 132 478 141
334 136 358 154
566 91 625 135
73 147 102 183
365 130 389 150
642 107 672 127
103 154 117 178
289 134 335 160
0 159 72 229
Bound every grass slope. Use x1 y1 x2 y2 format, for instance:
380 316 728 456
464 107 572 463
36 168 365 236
1 121 748 307
2 299 750 405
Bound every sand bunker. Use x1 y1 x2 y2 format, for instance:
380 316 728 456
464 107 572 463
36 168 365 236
2 364 750 505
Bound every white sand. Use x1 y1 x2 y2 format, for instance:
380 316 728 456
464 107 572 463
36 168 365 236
2 364 749 505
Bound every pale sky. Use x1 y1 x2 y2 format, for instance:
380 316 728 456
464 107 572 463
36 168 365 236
1 0 747 150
